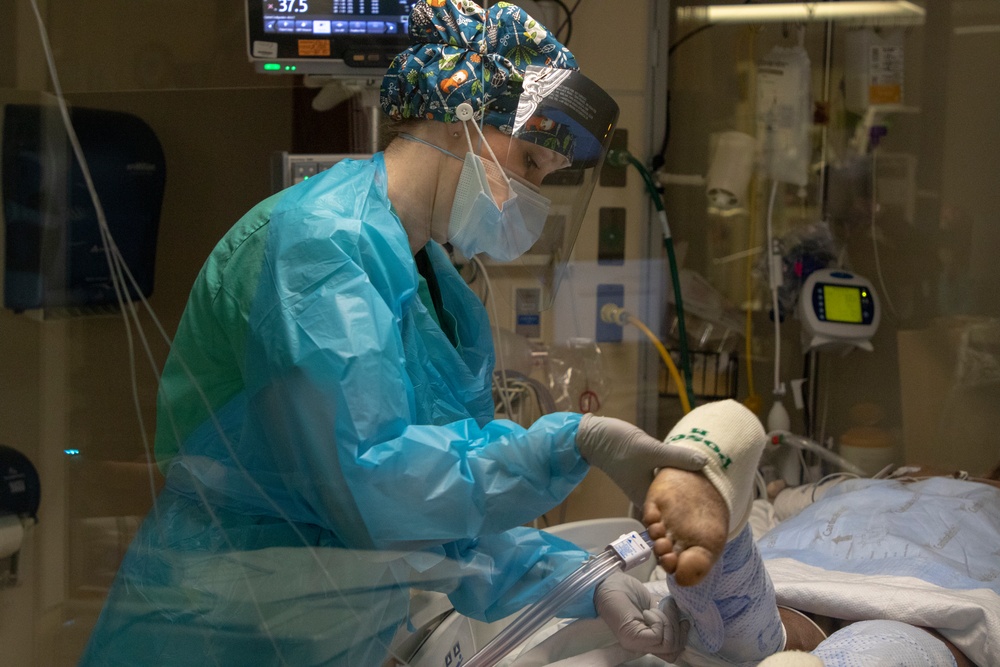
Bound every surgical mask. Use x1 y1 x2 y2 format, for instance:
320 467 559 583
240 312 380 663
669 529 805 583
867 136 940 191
399 124 551 262
449 151 550 262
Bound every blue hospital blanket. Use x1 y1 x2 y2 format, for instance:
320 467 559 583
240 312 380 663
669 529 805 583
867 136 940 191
759 477 1000 666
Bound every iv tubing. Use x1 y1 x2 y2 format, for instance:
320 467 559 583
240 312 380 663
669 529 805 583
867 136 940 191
768 430 868 477
744 174 761 412
766 181 782 395
463 533 652 667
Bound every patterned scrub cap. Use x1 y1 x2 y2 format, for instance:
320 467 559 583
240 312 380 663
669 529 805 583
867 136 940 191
380 0 579 161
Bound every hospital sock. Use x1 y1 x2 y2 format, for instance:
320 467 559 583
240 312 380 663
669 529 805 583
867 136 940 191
663 399 767 539
666 525 785 664
809 620 958 667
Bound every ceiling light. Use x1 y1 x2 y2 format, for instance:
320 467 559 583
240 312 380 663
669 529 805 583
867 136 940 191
677 2 926 27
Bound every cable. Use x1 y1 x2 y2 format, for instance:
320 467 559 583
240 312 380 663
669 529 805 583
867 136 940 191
547 0 574 44
741 27 762 415
25 5 324 663
497 370 558 415
802 351 814 438
28 7 419 663
668 23 716 55
744 174 761 413
553 0 580 45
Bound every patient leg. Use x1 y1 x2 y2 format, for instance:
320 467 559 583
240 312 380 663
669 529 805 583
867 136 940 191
640 401 786 663
665 525 786 662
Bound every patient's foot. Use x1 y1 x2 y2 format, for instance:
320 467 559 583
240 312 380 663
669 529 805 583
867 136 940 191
642 467 728 586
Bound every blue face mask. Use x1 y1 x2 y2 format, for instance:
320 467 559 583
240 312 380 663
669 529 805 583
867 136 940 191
399 127 551 263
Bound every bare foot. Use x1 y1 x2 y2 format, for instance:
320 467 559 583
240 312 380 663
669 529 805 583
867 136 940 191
642 467 728 586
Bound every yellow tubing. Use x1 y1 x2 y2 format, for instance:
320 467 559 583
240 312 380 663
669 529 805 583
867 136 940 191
626 314 692 414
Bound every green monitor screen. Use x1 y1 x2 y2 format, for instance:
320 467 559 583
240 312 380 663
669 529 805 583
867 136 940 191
822 284 864 323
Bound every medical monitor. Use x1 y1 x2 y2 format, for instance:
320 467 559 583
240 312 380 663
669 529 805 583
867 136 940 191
798 268 880 352
246 0 418 77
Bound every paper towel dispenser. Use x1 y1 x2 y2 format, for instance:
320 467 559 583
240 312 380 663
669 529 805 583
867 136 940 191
1 101 165 314
0 445 40 521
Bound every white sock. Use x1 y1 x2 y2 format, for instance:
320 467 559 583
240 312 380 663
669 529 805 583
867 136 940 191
663 399 766 539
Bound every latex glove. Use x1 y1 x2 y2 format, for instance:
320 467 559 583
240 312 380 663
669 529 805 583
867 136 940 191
576 414 708 507
594 572 690 663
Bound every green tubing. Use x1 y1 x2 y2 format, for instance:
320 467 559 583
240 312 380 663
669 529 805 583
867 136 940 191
610 149 697 407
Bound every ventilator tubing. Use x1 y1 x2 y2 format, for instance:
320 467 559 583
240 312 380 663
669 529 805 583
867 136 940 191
463 531 653 667
662 400 766 539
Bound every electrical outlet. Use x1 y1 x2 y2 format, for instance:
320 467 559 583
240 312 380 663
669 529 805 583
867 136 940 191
514 287 541 339
595 283 624 343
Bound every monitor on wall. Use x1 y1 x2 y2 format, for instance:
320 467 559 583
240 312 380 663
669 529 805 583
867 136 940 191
246 0 418 77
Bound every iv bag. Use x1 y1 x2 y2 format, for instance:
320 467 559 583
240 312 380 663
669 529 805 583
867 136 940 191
756 45 812 186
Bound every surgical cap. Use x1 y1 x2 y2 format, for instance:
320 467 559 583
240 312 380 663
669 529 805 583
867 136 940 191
380 0 579 148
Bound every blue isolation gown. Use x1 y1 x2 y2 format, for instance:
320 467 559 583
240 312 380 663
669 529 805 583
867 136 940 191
80 154 594 666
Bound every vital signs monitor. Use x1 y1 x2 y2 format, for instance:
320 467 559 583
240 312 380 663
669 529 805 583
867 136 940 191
246 0 418 76
799 268 880 352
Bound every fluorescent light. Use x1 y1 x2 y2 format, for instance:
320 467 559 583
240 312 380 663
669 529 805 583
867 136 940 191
677 2 926 26
954 25 1000 36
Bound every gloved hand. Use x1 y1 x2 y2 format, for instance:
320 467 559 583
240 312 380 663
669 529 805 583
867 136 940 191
594 571 690 663
576 414 707 507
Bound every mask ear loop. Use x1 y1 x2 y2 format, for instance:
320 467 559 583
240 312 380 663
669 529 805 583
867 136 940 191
455 102 477 155
453 105 515 419
455 102 512 188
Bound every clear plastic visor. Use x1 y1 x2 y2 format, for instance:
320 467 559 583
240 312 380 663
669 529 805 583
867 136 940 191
474 65 620 310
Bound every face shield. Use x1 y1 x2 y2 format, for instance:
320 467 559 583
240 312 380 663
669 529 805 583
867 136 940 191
455 65 619 310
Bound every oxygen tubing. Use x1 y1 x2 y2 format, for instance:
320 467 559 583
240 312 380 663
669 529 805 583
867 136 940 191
601 304 692 414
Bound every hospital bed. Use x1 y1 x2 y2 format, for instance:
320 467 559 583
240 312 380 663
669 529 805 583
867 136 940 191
404 476 1000 667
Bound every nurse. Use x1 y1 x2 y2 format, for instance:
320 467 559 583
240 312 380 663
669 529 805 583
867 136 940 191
81 2 706 664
